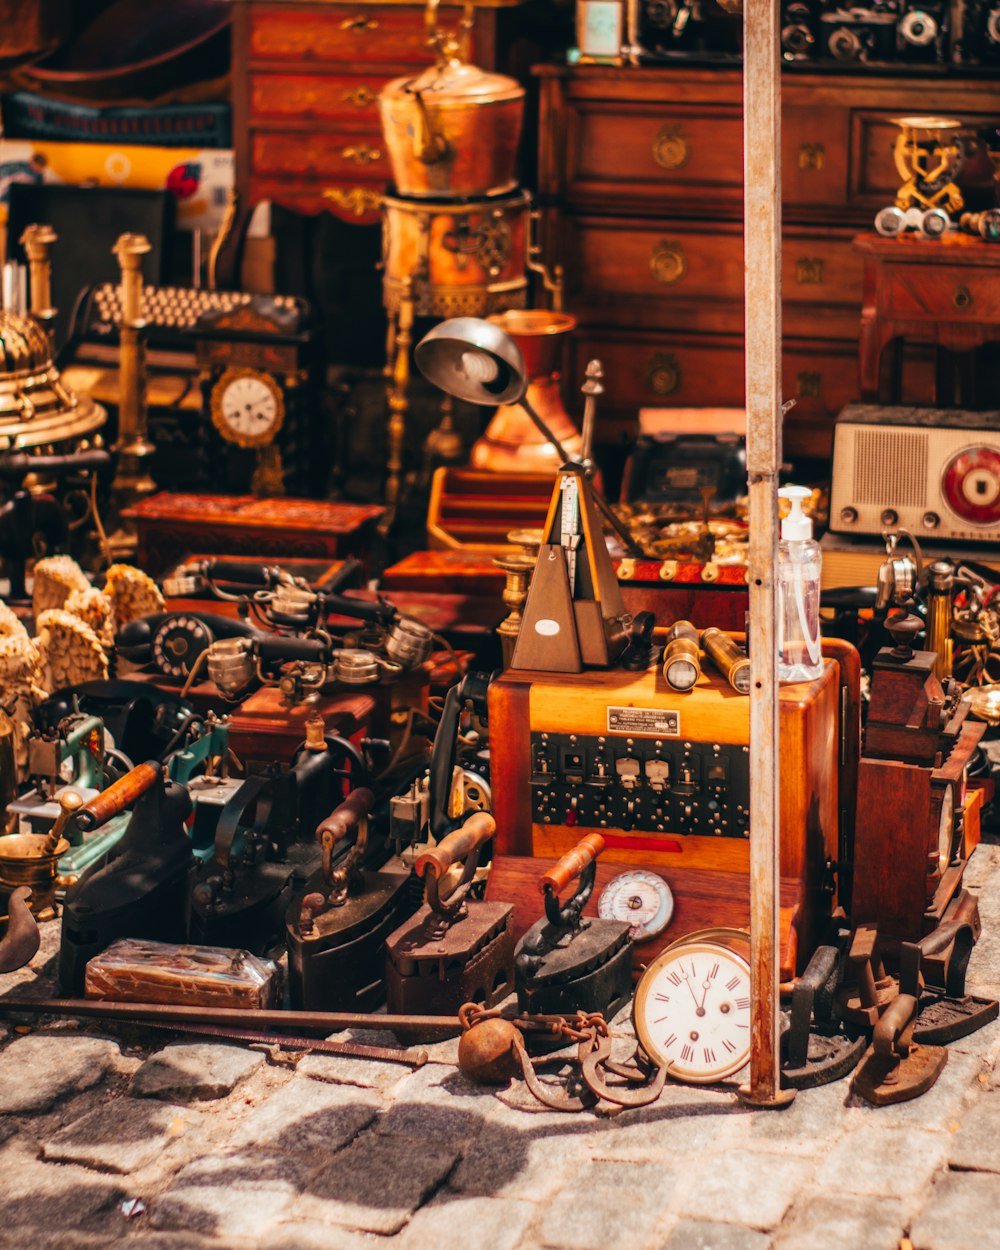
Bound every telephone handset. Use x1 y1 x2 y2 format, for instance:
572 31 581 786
116 612 259 681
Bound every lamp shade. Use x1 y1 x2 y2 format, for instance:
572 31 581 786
414 317 527 406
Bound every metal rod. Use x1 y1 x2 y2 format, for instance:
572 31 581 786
740 0 793 1108
0 997 464 1037
144 1020 430 1067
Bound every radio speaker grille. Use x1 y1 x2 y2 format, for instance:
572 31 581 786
853 429 928 507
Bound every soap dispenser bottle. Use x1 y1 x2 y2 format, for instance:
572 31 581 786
777 485 823 682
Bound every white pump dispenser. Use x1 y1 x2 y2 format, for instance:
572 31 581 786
777 485 823 682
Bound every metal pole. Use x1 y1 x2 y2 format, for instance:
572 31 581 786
740 0 794 1108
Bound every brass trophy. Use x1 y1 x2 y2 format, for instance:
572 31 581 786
376 0 561 527
874 116 965 238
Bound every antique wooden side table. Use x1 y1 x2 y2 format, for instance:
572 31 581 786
855 233 1000 405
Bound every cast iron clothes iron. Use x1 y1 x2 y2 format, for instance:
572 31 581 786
514 832 632 1044
59 762 195 993
779 939 867 1090
286 787 414 1011
386 811 514 1029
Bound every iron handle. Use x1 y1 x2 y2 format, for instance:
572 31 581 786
416 811 496 879
316 787 375 845
74 761 160 832
540 833 605 895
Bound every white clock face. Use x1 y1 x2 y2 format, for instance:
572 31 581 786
598 870 674 941
634 939 751 1083
220 374 280 440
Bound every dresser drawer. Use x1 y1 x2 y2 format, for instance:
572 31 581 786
564 101 745 209
252 131 390 180
249 5 435 65
250 72 387 124
559 217 863 315
882 264 1000 321
249 176 383 223
572 329 857 456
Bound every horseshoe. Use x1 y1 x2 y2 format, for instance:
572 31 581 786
0 887 40 973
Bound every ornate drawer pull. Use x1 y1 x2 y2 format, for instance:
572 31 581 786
340 15 379 31
341 86 376 107
798 143 825 171
323 187 383 216
652 124 690 171
647 351 681 396
795 257 824 285
341 144 382 166
954 285 973 310
650 240 687 285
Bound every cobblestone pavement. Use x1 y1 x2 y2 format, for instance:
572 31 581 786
3 846 1000 1250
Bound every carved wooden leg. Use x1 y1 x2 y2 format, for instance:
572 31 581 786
858 311 883 402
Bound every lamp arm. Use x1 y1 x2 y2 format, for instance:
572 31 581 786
515 394 574 467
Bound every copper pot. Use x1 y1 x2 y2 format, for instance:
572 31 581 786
378 19 524 200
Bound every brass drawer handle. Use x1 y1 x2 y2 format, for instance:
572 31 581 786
647 351 681 396
650 240 687 285
323 187 383 216
340 15 379 31
652 124 690 171
341 86 376 108
341 144 382 166
798 143 825 171
954 285 973 310
795 257 824 285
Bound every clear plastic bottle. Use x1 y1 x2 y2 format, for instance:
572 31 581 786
777 485 823 682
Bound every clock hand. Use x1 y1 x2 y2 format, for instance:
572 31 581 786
680 966 703 1014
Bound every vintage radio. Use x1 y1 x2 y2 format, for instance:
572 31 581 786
830 405 1000 544
488 643 847 975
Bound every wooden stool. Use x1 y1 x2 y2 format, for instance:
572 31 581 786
856 233 1000 405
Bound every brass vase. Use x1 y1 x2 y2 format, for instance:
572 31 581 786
469 310 583 474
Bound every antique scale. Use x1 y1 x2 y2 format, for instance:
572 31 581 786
376 0 564 523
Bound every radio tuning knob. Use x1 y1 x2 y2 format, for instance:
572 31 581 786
839 506 858 524
922 511 940 530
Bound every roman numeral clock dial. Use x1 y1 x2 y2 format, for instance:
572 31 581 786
633 932 752 1083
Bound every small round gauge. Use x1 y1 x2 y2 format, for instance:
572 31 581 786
210 367 285 449
634 937 751 1083
941 446 1000 528
931 781 956 876
598 870 674 941
151 615 215 680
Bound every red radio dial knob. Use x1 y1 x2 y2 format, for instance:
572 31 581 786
942 446 1000 527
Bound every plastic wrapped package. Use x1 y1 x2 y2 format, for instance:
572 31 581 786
84 938 280 1008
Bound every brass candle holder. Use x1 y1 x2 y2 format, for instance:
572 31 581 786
493 527 542 666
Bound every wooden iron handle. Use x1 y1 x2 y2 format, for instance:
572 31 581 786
317 788 375 845
75 762 160 832
540 833 605 895
416 811 495 880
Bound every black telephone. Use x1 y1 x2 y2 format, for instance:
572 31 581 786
116 612 259 681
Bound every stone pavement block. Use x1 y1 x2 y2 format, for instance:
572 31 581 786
259 1221 382 1250
813 1124 948 1197
537 1159 678 1250
945 1091 1000 1172
381 1060 500 1119
397 1196 538 1250
592 1102 732 1162
847 1050 983 1128
131 1042 265 1102
297 1133 461 1235
661 1219 772 1250
0 1140 125 1232
671 1148 815 1230
226 1077 378 1157
727 1077 850 1153
297 1029 416 1091
151 1152 303 1239
770 1192 906 1250
963 844 1000 889
0 1033 127 1113
450 1121 592 1202
377 1090 494 1142
909 1169 1000 1250
42 1098 198 1174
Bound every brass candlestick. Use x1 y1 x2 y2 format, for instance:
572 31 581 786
109 233 157 551
493 527 542 666
19 223 58 342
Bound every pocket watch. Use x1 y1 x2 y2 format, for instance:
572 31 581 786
210 366 285 448
633 927 751 1083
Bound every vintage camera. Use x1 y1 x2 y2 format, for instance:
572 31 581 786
781 0 820 59
895 0 948 61
953 0 1000 63
819 5 898 63
633 0 742 57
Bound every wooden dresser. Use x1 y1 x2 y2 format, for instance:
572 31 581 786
231 0 539 227
535 65 1000 459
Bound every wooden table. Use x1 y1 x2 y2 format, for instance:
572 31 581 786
856 233 1000 405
